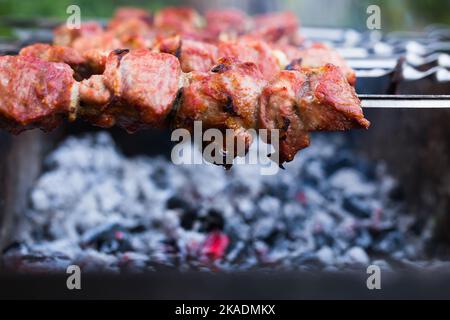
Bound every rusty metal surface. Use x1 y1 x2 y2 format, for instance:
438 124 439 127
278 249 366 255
353 108 450 250
0 131 50 251
1 271 450 299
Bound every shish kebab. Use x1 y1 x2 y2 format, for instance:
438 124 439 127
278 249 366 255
0 8 450 162
0 49 369 165
0 6 372 165
15 5 448 110
3 6 446 166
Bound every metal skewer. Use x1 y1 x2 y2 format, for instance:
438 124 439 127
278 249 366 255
359 95 450 108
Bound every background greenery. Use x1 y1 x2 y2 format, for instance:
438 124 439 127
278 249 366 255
0 0 448 31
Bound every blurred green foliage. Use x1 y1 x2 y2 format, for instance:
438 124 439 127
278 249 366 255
0 0 448 30
353 0 450 30
0 0 175 18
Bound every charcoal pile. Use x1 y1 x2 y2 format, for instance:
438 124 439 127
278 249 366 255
1 132 437 273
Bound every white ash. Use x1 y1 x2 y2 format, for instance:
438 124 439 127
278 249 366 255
1 132 434 273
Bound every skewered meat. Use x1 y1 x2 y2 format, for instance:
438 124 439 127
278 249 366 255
19 43 84 67
107 18 156 47
157 36 219 73
0 50 369 164
289 43 356 86
205 9 250 39
218 39 281 81
54 21 103 47
107 7 153 30
0 7 368 164
173 57 267 153
19 43 101 79
47 7 354 87
0 55 78 134
84 49 182 131
71 31 123 53
157 36 281 78
154 7 204 34
260 64 369 163
249 12 301 45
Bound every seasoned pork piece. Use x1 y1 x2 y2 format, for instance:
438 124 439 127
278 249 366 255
205 9 250 39
0 55 78 133
158 36 281 77
107 7 153 30
53 21 104 47
71 31 123 54
249 12 300 44
293 43 356 86
19 43 99 79
174 57 267 154
154 7 204 34
19 43 84 65
259 64 369 163
96 49 182 131
107 18 156 48
157 36 219 73
218 39 280 81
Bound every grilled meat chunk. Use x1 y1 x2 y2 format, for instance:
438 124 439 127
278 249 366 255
259 64 369 163
108 7 153 30
19 43 101 79
157 36 219 73
0 55 78 133
53 21 103 47
218 39 280 81
295 43 356 86
205 9 250 39
154 7 203 34
86 49 183 132
249 12 300 44
0 46 368 165
174 57 267 154
19 44 84 66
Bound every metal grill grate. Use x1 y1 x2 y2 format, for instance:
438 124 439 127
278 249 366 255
0 20 449 97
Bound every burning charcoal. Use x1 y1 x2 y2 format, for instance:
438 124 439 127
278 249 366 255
302 160 325 186
372 259 392 271
74 249 119 273
80 223 132 254
344 247 370 266
231 181 253 197
9 132 432 273
355 161 377 181
355 229 373 249
1 241 26 255
374 231 405 254
225 241 245 263
2 248 72 273
201 231 229 261
262 182 291 200
252 216 278 240
236 198 256 220
200 209 225 232
343 196 373 218
329 168 376 196
302 187 326 206
180 209 198 230
316 246 335 266
314 231 334 248
118 252 150 273
151 166 170 189
388 183 405 201
295 252 324 268
226 215 251 241
166 195 192 210
257 196 281 216
324 151 354 175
